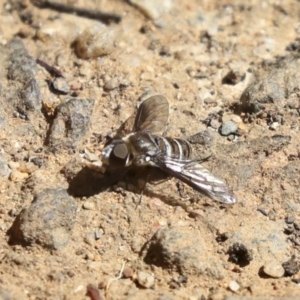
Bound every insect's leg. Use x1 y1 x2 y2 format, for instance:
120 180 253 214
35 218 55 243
135 173 150 209
134 167 168 209
148 176 171 186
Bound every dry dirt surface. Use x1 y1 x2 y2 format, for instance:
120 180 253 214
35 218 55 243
1 0 300 299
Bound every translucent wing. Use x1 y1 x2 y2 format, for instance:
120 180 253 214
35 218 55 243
114 94 169 139
154 156 237 204
114 113 137 139
133 95 169 134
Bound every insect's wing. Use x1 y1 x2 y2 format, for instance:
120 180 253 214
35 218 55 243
133 95 169 134
114 95 169 139
155 156 237 204
114 113 137 139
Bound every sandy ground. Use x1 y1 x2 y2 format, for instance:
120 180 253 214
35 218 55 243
0 0 300 299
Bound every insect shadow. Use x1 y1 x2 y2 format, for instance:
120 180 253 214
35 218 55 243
67 161 190 210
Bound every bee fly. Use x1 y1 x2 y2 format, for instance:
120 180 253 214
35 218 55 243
101 95 237 204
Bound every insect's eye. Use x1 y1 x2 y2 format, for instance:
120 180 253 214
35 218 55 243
109 143 129 168
113 143 128 160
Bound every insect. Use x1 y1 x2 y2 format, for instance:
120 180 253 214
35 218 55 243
101 95 237 204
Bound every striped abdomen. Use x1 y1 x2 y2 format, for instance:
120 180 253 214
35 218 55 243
154 136 192 159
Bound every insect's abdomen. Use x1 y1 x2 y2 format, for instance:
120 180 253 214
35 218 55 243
154 136 192 159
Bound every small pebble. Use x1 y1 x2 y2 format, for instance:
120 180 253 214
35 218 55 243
95 229 104 240
104 77 119 91
52 77 70 94
0 156 11 178
75 24 117 59
83 201 95 210
292 278 300 284
8 161 20 170
137 271 154 288
98 278 109 289
123 267 134 278
55 54 68 66
18 162 35 174
263 261 285 278
129 0 173 19
69 80 82 91
204 97 217 104
269 122 279 130
78 61 92 78
227 134 235 141
229 280 240 292
84 232 95 246
220 121 238 136
285 215 295 224
282 257 300 276
9 170 29 182
210 119 221 129
85 252 95 260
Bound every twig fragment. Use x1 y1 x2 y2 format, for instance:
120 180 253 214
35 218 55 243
31 0 122 24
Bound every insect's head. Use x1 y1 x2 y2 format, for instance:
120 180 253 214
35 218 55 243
101 139 130 169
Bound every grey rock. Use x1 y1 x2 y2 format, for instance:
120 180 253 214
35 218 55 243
142 226 224 278
213 135 291 191
7 39 37 82
52 77 70 94
282 256 300 276
263 161 300 213
240 58 300 113
5 39 41 111
20 78 41 110
220 120 238 136
9 188 77 250
225 219 290 264
48 97 95 151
